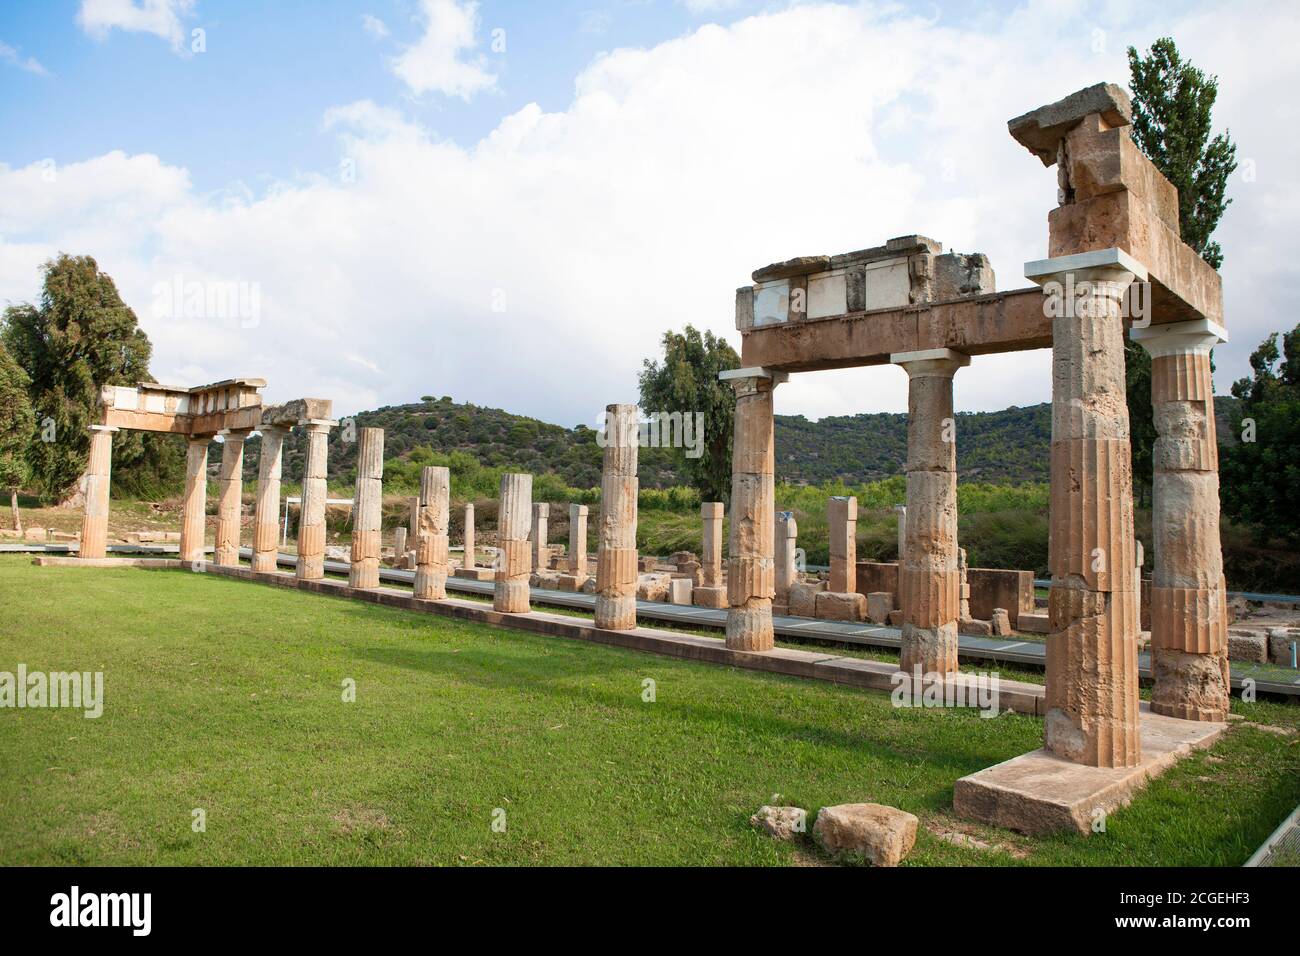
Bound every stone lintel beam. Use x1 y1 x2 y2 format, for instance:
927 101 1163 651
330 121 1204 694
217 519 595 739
1008 81 1132 165
739 287 1046 373
259 398 334 429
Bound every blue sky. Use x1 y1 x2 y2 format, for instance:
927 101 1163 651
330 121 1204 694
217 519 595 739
1 1 1295 426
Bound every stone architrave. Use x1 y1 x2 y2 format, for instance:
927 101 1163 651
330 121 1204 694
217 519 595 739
414 466 450 601
494 473 532 613
720 368 785 651
252 424 289 573
568 504 588 578
774 511 798 615
296 420 334 581
827 496 858 593
79 425 118 559
180 436 210 564
530 503 550 572
1132 319 1231 721
463 503 476 569
891 348 969 675
1027 249 1144 768
595 404 639 630
348 427 384 589
214 429 251 568
694 501 727 608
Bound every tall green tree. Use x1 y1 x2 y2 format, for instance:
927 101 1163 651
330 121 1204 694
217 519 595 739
1220 325 1300 543
638 325 740 502
1124 37 1237 503
1 254 171 503
0 342 36 531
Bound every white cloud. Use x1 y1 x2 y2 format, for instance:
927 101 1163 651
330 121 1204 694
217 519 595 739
678 0 743 14
0 39 50 76
5 1 1297 427
390 0 496 100
361 14 389 40
76 0 196 51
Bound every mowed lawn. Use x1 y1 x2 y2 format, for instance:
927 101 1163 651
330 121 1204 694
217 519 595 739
0 557 1296 866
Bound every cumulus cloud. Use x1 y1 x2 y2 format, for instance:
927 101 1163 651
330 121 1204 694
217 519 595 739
361 14 389 40
4 1 1296 425
390 0 496 100
76 0 196 51
0 39 49 76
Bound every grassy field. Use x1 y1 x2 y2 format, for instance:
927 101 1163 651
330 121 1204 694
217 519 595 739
1 556 1297 866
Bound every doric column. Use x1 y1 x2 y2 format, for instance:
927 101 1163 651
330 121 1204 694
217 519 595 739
252 424 289 572
79 424 117 559
463 503 476 569
595 404 639 630
214 430 250 568
720 368 784 651
1132 318 1231 721
827 496 858 593
1028 248 1144 768
530 502 550 572
774 511 798 615
568 504 588 577
414 465 450 600
694 501 727 608
494 473 532 613
348 426 384 589
891 348 968 675
180 436 211 564
296 419 334 580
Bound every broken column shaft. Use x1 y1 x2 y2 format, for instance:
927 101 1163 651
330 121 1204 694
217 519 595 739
180 436 210 564
252 424 289 573
531 503 550 572
215 430 250 568
79 425 117 560
595 404 639 630
348 427 384 589
296 420 333 581
568 504 588 578
494 473 532 613
774 511 798 616
414 465 450 601
827 496 857 593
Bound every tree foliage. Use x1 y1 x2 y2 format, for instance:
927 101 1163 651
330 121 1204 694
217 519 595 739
1125 37 1238 502
1220 325 1300 543
637 326 740 502
0 342 35 505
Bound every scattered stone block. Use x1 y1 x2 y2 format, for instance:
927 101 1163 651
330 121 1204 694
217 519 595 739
991 608 1012 636
813 803 918 866
1227 628 1268 664
668 577 693 606
816 591 866 622
958 617 993 637
1268 627 1299 667
529 570 562 590
556 573 589 592
22 527 48 542
636 573 672 603
751 806 807 841
887 609 904 626
454 567 495 582
581 576 598 594
1018 611 1050 634
693 585 727 609
865 592 893 625
789 580 826 618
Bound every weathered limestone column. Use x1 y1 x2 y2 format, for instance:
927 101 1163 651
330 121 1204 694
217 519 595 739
494 473 532 612
1029 249 1144 768
720 368 784 651
1132 319 1231 721
462 503 475 569
407 496 420 546
348 427 384 589
568 504 588 577
892 348 968 675
252 425 289 572
827 496 858 593
79 425 118 559
180 436 211 564
694 501 727 608
414 465 450 600
530 503 550 571
214 430 250 567
774 511 798 615
894 505 907 562
393 526 407 557
296 420 334 581
595 404 639 630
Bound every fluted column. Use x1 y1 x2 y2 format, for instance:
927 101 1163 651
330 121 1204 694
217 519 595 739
348 426 384 589
720 368 783 651
774 511 798 615
595 404 639 630
568 504 588 577
79 425 117 559
1029 249 1143 768
180 436 210 563
694 501 727 608
214 430 250 567
530 502 550 572
462 503 476 569
1132 319 1230 721
414 465 450 600
252 425 289 572
827 496 858 593
892 348 968 675
494 473 532 613
296 419 334 581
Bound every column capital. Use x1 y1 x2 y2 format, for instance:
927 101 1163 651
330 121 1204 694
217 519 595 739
890 347 970 377
218 428 254 441
187 434 215 445
301 418 337 432
1130 318 1227 357
718 366 789 386
1024 247 1148 286
88 424 119 434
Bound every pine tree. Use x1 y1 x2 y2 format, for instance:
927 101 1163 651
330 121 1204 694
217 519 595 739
1124 38 1237 502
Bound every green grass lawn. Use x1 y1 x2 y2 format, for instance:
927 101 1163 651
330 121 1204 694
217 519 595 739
1 556 1296 866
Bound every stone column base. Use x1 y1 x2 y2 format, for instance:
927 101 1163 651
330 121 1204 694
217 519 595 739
595 593 637 630
726 601 773 651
